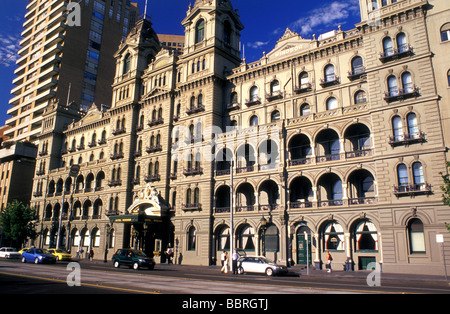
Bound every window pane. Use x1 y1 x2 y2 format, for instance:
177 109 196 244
412 162 424 184
397 164 408 186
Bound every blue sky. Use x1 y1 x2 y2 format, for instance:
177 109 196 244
0 0 361 127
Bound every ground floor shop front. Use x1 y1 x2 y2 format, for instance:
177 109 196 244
35 203 450 276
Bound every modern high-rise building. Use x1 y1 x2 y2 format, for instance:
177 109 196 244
5 0 140 143
30 0 450 276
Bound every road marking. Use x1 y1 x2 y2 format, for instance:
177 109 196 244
0 271 160 294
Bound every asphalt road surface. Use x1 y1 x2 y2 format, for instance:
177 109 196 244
1 259 449 295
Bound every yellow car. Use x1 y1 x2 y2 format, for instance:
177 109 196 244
47 248 72 261
18 247 30 255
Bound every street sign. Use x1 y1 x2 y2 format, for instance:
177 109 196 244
69 164 80 177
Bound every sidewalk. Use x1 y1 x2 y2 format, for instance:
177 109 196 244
79 258 450 284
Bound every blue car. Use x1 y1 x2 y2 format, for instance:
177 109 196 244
21 248 57 264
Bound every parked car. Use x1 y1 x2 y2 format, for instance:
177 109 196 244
0 247 21 259
18 247 29 255
237 256 288 276
21 248 57 264
112 249 155 270
47 248 72 261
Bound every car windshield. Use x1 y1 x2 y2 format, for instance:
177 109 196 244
54 249 66 253
132 250 148 258
35 249 45 254
259 257 274 264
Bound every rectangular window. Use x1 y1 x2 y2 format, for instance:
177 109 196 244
87 50 100 61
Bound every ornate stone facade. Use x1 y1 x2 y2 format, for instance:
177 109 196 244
31 0 450 274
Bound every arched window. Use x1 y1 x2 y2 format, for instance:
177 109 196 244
223 20 232 46
397 163 409 187
401 72 413 93
194 187 200 204
188 226 196 251
264 225 279 253
383 37 393 56
387 75 398 96
408 218 425 253
447 69 450 87
326 97 338 110
324 64 335 82
195 19 205 43
354 90 367 104
198 94 203 106
238 225 255 251
300 103 310 116
354 220 378 251
412 162 424 185
230 92 238 105
250 86 259 102
323 221 344 251
440 23 450 42
351 56 364 75
397 32 407 52
271 110 280 122
123 53 131 74
186 188 192 204
299 71 309 86
392 115 403 141
250 115 258 126
406 113 419 137
270 80 280 95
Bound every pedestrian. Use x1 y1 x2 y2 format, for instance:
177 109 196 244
326 251 333 273
220 251 226 268
167 247 173 264
77 246 83 260
220 251 228 274
232 250 239 274
89 248 94 262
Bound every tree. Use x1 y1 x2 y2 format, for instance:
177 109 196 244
440 162 450 232
0 201 38 247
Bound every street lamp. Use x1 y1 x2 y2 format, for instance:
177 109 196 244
260 216 268 257
103 223 111 263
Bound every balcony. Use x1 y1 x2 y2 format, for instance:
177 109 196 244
146 145 162 153
182 203 202 211
393 183 432 197
108 180 122 187
379 45 413 63
144 174 160 182
226 102 240 111
110 152 124 160
384 86 419 102
266 91 283 102
112 127 126 135
388 132 426 147
320 76 340 88
183 167 203 176
245 96 261 107
147 118 164 127
294 83 312 94
186 104 205 115
347 67 366 81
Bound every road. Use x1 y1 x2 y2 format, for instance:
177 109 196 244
1 259 449 295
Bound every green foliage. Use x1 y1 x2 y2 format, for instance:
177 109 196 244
0 200 38 246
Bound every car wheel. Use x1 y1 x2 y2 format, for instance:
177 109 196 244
34 258 39 264
133 262 139 270
265 268 274 276
113 261 120 268
21 256 26 263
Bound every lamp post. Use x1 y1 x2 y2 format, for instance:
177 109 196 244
260 216 268 257
229 159 234 272
103 223 111 263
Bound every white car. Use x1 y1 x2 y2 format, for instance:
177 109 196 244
0 247 21 259
237 256 288 276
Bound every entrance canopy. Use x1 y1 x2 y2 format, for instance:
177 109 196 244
109 184 168 223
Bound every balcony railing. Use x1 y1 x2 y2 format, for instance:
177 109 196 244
182 203 202 211
110 152 124 160
393 183 432 196
294 83 312 94
186 104 205 115
266 91 283 101
320 76 340 87
112 127 126 135
183 167 203 176
245 96 261 107
389 132 425 146
148 118 163 127
379 45 413 63
384 86 419 102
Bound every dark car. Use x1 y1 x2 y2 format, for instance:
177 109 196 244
112 249 155 270
21 248 57 264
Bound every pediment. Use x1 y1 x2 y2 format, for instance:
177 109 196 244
266 28 316 62
79 103 104 123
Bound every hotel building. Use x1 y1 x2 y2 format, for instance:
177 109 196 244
30 0 450 275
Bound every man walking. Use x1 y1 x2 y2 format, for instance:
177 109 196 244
232 250 239 274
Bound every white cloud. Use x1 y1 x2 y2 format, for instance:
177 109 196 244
247 41 269 49
291 0 360 36
0 35 21 68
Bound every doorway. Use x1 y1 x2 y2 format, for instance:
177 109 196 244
296 226 311 265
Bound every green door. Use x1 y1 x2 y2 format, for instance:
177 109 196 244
296 234 311 265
